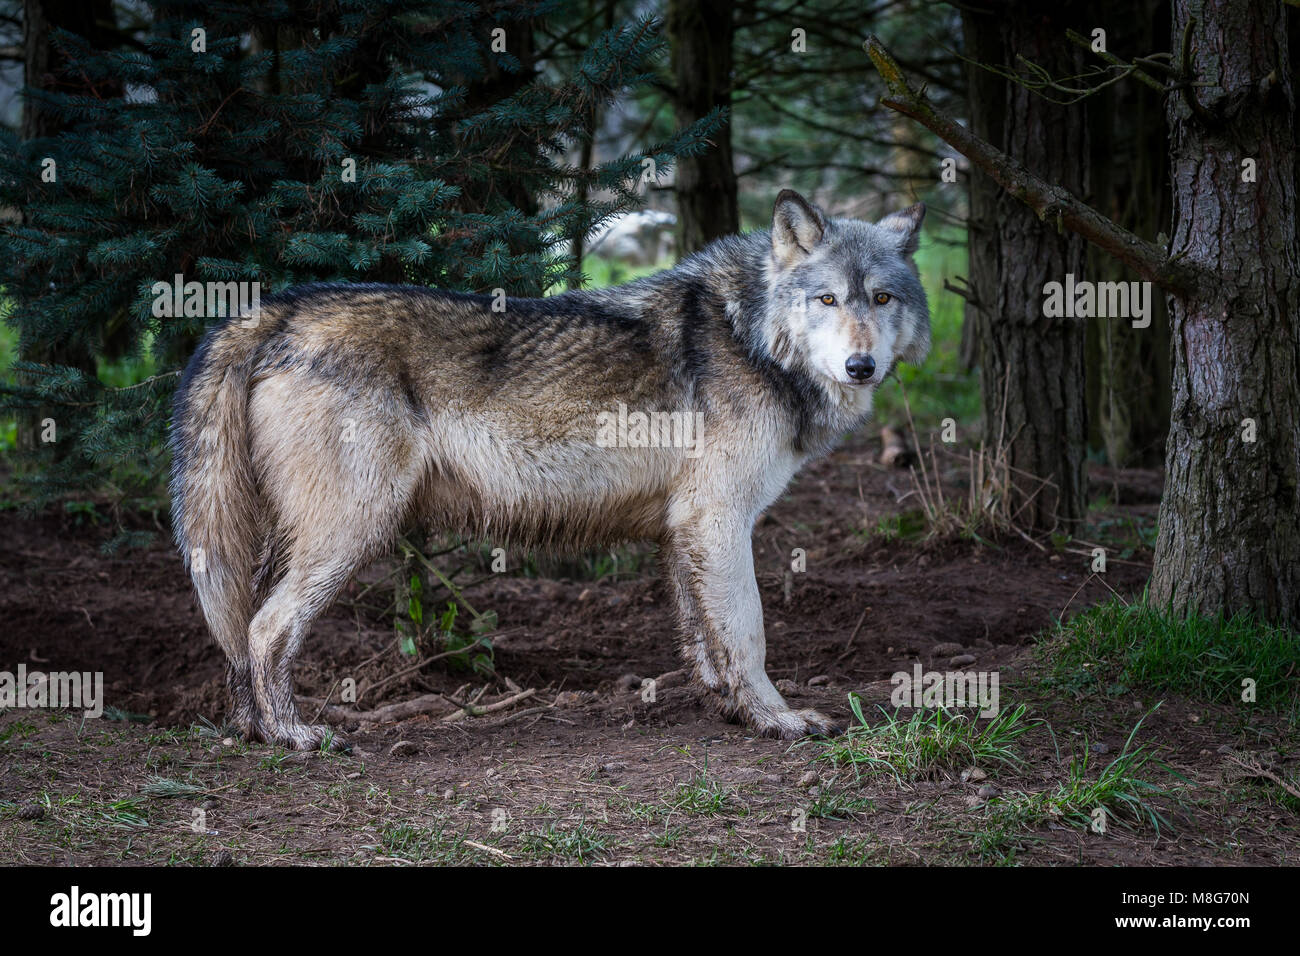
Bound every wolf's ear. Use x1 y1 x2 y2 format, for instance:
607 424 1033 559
771 189 828 269
877 203 925 257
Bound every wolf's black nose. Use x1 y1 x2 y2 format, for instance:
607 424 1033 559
846 353 875 381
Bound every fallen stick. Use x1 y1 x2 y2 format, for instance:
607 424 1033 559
1224 752 1300 799
442 688 537 723
361 639 493 701
484 705 556 726
302 686 537 727
299 693 452 726
463 840 512 861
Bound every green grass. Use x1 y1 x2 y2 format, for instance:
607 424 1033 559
0 298 159 459
101 707 153 723
813 695 1031 783
969 711 1179 861
663 773 740 817
517 542 655 581
1077 508 1160 559
806 788 876 820
992 742 1174 833
825 835 887 865
570 254 666 291
867 509 931 543
94 332 157 389
138 776 209 799
0 297 15 452
517 822 610 862
1040 598 1300 715
377 821 482 864
0 719 38 744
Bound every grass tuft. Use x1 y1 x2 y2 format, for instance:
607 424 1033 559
812 695 1032 782
663 773 740 817
518 822 610 862
969 709 1181 861
1039 598 1300 715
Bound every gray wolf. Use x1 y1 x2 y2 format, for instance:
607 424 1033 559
170 190 930 749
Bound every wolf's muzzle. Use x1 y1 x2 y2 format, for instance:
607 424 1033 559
846 352 876 382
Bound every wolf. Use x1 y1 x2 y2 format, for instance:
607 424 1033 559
170 190 930 749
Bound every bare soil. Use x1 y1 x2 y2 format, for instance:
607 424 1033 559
1 432 1296 866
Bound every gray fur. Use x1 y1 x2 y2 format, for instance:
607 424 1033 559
170 191 930 747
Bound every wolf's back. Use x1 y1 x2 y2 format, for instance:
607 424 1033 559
170 315 278 659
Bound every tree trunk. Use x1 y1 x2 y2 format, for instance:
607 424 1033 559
668 0 738 256
962 2 1089 532
959 7 1003 373
1291 0 1299 228
1083 0 1171 470
22 0 117 137
1151 0 1300 621
956 7 1003 374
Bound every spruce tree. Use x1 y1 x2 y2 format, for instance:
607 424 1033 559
0 0 723 532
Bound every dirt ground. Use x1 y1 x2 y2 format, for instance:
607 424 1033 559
1 431 1296 866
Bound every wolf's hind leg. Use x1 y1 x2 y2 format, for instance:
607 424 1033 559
244 380 421 748
248 561 358 751
674 513 842 739
249 465 415 750
225 660 264 742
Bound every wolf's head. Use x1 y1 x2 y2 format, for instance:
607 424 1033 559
763 189 930 397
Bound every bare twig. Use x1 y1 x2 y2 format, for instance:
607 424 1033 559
1065 29 1167 93
360 636 495 701
442 687 537 723
1223 752 1300 799
843 605 871 652
463 840 513 861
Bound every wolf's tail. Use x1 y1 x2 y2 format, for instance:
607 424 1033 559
169 316 274 661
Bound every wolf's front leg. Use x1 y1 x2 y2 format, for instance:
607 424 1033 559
667 516 841 739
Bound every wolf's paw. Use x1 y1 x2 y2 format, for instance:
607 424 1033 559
756 708 845 740
271 721 349 752
225 697 268 744
228 718 267 745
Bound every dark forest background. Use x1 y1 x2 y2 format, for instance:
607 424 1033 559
1 0 1298 627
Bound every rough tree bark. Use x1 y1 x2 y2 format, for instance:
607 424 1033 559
957 6 1003 374
960 2 1089 532
1150 0 1300 621
667 0 738 256
866 0 1300 623
1083 0 1171 469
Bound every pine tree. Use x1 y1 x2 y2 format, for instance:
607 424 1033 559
0 0 724 532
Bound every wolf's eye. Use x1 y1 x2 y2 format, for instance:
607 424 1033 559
874 291 892 305
818 294 836 306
